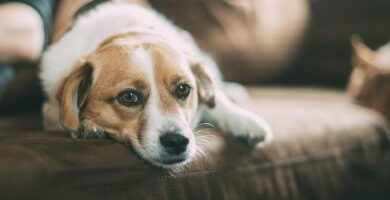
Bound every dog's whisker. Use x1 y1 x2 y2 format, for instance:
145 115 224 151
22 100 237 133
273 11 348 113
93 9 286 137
194 126 216 132
195 134 217 142
195 130 216 135
194 146 206 160
168 169 178 177
195 123 216 129
194 126 218 133
40 0 275 172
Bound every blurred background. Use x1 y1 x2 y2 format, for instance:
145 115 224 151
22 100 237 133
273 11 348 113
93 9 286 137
279 0 390 88
0 0 390 111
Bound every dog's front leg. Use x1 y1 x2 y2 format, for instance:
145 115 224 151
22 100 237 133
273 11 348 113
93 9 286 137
200 88 273 145
73 119 106 139
42 101 64 131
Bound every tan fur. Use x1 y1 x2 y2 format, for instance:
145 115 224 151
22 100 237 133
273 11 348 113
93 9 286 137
190 63 215 108
98 31 142 49
42 2 273 168
56 60 93 132
347 35 390 121
150 44 192 115
56 34 201 150
81 42 151 143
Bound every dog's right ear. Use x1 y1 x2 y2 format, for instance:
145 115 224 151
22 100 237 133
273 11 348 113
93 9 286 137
190 62 215 108
56 61 94 132
351 34 377 68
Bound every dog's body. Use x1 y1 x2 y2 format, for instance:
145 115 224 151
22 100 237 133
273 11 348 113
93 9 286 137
40 1 272 168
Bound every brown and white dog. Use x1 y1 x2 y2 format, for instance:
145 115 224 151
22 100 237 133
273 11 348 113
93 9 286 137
40 1 272 168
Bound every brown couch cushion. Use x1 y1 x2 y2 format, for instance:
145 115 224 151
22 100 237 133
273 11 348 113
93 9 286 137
0 88 389 200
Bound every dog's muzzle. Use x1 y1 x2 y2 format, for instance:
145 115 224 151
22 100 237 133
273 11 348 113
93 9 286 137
160 133 189 155
156 132 190 165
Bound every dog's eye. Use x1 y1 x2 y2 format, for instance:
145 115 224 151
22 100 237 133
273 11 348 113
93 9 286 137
117 89 142 107
175 83 191 100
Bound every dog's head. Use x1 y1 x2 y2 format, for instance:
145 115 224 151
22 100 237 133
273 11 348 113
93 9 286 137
56 33 215 168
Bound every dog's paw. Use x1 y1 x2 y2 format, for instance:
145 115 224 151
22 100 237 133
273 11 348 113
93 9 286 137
42 102 64 131
227 112 273 146
71 119 106 139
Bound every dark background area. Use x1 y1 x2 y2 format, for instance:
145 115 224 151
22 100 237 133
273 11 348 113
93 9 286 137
278 0 390 88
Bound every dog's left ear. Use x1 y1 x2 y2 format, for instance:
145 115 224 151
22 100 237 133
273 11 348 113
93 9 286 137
56 61 94 132
190 62 215 108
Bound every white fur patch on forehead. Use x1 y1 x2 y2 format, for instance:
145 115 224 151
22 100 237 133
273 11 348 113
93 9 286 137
132 46 162 155
131 46 159 110
132 46 154 71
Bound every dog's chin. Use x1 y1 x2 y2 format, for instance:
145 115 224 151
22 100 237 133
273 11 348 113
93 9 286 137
150 157 189 168
137 141 196 168
145 152 195 168
125 142 193 168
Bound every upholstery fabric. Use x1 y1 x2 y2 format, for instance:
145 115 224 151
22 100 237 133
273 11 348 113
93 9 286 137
0 88 389 200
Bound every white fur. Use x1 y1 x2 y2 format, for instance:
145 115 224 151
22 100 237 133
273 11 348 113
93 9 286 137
40 2 272 168
40 2 199 100
132 47 154 74
132 47 162 164
127 47 196 168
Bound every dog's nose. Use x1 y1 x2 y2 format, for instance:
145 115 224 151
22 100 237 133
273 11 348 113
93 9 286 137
159 133 189 155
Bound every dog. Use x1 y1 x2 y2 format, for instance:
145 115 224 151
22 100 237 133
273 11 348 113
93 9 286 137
40 0 272 168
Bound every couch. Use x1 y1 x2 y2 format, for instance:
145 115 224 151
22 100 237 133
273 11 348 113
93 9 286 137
1 0 390 199
1 88 389 200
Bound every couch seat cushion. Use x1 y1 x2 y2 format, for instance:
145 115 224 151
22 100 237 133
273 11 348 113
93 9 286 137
0 87 389 200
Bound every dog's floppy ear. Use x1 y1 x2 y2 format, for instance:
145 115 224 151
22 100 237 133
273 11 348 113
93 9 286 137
56 61 94 132
190 62 215 108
